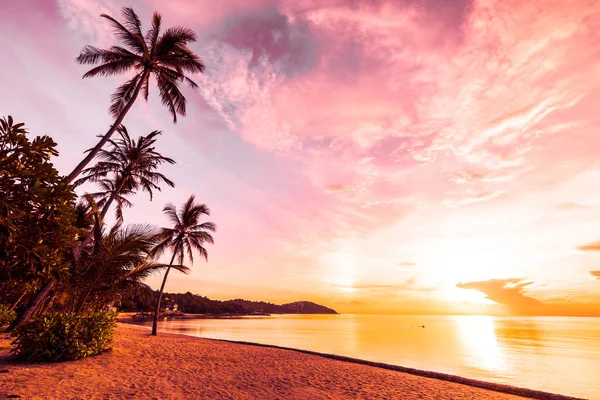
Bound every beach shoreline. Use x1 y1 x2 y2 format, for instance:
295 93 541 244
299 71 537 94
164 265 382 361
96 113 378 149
0 324 584 400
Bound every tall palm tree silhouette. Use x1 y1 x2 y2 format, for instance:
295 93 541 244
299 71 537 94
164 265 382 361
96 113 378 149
68 7 204 182
76 126 175 223
151 195 215 336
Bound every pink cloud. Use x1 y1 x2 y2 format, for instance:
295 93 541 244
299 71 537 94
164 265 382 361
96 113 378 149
3 0 600 310
191 0 600 214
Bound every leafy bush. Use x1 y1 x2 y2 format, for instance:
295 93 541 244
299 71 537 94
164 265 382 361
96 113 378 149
11 312 117 361
0 304 16 327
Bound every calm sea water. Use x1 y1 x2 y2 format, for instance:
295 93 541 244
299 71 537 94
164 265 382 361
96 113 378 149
135 314 600 399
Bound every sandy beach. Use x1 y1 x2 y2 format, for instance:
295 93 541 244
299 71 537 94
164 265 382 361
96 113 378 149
0 324 576 400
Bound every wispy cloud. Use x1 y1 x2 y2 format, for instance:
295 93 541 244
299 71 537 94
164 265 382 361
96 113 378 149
578 241 600 251
457 279 544 314
2 0 600 313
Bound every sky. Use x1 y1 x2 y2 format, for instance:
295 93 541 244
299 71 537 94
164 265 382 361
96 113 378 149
1 0 600 316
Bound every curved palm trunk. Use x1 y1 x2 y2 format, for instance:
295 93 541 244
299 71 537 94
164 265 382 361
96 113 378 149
66 71 147 183
152 252 178 336
13 100 144 329
74 181 131 314
7 279 56 331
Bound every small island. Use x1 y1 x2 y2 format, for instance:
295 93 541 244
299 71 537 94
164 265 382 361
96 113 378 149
226 299 339 315
120 290 338 321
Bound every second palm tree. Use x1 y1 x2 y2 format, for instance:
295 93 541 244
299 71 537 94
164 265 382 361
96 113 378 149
152 195 216 336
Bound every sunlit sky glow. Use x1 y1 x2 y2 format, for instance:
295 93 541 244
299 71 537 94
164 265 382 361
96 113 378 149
2 0 600 315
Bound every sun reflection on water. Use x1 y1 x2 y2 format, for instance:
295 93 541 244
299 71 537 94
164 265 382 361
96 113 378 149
455 315 505 373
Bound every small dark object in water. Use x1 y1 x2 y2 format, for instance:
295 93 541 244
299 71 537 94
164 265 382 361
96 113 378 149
7 395 22 398
0 369 9 373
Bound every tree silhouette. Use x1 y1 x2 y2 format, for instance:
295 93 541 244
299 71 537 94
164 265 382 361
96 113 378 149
151 195 215 335
75 125 175 224
68 7 204 182
0 116 78 329
70 223 189 314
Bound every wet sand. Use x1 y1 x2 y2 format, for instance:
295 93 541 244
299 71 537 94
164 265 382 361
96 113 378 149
0 324 579 399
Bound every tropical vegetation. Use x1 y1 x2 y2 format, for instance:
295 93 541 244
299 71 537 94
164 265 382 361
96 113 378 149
151 196 215 335
0 304 16 327
0 6 215 361
11 312 117 361
0 116 79 326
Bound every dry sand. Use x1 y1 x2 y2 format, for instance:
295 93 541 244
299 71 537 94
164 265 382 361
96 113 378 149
0 324 571 399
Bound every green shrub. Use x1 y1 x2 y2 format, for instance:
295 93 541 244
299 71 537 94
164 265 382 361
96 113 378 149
11 312 117 361
0 304 16 327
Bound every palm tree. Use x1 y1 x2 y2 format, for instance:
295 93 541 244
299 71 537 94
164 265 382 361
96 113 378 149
151 195 215 335
67 7 204 182
68 224 189 314
17 126 175 325
75 125 175 224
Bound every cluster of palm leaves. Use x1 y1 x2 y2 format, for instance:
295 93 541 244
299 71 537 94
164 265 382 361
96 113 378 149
9 7 216 336
75 126 175 223
68 7 204 182
68 224 189 315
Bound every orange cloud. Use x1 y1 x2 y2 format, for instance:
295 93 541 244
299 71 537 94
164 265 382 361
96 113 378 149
578 241 600 251
5 0 600 315
457 279 544 314
457 278 600 316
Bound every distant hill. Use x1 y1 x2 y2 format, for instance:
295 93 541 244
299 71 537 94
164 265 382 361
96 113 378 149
119 288 338 315
282 301 338 314
225 299 338 315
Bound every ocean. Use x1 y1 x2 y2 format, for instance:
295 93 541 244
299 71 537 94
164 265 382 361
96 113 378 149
134 314 600 399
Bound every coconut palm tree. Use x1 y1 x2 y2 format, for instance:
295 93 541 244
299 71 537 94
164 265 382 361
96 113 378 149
69 224 189 314
151 195 215 335
75 125 175 224
18 126 175 326
74 126 174 257
67 7 204 182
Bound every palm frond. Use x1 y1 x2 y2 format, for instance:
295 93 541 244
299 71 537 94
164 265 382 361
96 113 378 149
109 45 140 59
159 49 205 75
82 58 139 78
67 223 165 312
193 222 216 232
156 71 186 122
121 7 143 40
188 230 215 245
109 73 142 117
156 26 198 56
151 231 174 258
190 241 209 261
141 72 151 100
76 45 107 64
181 236 194 264
162 203 180 226
100 12 146 54
146 12 162 57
